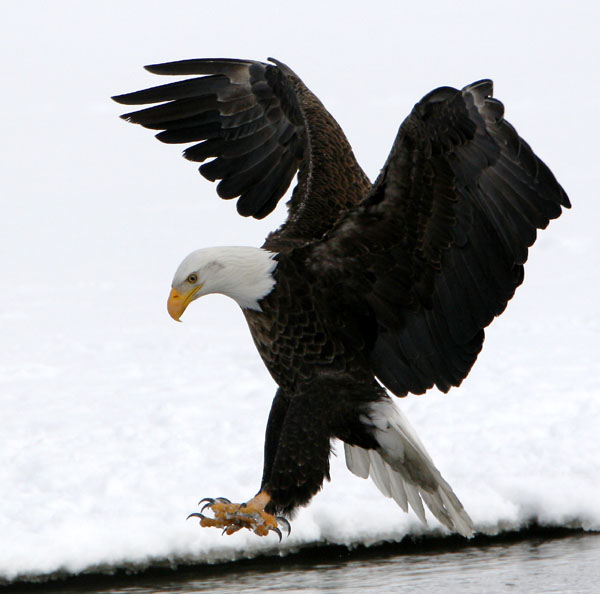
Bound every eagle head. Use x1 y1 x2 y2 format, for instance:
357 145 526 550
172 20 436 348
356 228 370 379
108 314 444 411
167 246 278 320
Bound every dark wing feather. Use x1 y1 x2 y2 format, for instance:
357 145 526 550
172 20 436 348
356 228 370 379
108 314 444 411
310 80 569 396
113 58 370 242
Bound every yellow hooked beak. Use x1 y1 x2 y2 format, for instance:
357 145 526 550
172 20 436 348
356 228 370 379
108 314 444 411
167 285 203 322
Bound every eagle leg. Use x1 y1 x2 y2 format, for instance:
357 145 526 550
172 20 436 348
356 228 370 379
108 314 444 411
187 491 290 539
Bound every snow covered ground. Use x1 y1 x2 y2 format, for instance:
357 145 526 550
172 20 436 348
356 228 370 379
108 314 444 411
1 0 599 584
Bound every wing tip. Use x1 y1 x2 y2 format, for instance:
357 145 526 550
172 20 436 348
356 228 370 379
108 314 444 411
465 78 494 94
111 92 137 106
143 57 264 78
559 188 572 209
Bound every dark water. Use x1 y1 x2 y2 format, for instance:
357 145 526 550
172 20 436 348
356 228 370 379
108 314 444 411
7 531 600 593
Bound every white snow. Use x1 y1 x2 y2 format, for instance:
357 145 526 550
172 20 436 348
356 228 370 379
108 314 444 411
1 0 599 584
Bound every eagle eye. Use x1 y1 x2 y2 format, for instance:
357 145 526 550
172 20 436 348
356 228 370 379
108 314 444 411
187 273 198 284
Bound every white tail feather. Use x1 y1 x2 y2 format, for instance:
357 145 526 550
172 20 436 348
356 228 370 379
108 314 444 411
387 466 409 512
368 449 392 496
345 443 370 479
345 399 474 538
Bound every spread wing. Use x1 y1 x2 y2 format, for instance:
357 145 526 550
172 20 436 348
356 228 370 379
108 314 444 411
310 80 570 396
113 58 370 242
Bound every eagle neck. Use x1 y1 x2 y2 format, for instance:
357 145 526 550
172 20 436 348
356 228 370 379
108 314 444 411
210 246 278 311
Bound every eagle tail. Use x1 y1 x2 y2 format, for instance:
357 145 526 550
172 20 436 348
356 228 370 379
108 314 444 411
344 399 474 538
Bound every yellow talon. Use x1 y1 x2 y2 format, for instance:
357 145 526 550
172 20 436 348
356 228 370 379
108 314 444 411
190 491 285 538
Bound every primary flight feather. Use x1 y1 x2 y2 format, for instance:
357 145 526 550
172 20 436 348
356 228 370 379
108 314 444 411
113 57 569 539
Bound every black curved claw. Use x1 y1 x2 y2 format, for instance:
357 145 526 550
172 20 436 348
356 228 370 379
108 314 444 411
198 496 231 512
198 497 215 507
200 501 214 513
198 496 233 513
186 512 207 521
273 526 282 542
276 516 292 536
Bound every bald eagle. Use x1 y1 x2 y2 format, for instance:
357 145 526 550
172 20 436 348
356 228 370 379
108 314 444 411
113 58 569 539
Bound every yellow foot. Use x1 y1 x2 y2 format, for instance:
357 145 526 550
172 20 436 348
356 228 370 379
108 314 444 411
187 491 291 540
